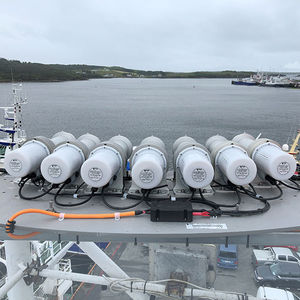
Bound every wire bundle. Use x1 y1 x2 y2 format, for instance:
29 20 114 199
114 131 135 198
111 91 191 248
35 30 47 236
5 173 300 239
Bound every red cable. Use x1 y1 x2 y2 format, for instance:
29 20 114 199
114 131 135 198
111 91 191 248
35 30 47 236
193 212 210 217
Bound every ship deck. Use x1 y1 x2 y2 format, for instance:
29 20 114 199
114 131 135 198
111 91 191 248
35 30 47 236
0 174 300 245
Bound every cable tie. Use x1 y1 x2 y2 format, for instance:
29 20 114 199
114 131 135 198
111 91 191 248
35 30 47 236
143 280 147 294
73 194 78 199
114 212 120 221
130 281 133 293
58 213 65 221
5 220 16 233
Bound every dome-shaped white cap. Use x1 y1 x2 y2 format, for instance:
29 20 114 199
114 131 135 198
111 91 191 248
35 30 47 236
80 149 120 187
131 156 163 189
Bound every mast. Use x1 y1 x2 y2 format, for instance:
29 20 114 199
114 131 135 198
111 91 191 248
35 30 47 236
12 83 27 146
0 83 27 151
289 129 300 161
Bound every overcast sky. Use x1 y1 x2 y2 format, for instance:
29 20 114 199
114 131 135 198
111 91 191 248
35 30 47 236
1 0 300 72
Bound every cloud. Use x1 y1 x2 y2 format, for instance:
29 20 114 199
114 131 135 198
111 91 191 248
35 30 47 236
284 61 300 70
0 0 299 71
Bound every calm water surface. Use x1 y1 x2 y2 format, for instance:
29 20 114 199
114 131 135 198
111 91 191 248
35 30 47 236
0 78 299 154
0 78 300 298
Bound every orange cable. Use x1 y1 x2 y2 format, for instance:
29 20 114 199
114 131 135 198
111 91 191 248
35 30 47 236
7 232 41 239
8 208 136 222
70 263 97 300
69 242 111 300
6 209 138 239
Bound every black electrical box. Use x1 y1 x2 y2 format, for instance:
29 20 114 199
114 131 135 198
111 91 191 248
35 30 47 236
150 200 193 222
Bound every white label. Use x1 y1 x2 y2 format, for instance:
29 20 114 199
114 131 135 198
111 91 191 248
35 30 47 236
139 169 154 183
9 159 22 172
192 168 206 182
88 167 103 181
48 164 62 178
277 162 290 175
235 165 249 179
186 223 228 230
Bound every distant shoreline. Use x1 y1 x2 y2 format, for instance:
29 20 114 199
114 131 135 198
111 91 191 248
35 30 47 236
0 77 239 83
0 58 256 82
1 58 297 83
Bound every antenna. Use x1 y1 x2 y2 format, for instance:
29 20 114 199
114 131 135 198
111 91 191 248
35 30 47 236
256 133 262 139
10 66 14 83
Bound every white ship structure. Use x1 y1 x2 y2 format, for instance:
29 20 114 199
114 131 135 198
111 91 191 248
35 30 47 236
0 84 27 171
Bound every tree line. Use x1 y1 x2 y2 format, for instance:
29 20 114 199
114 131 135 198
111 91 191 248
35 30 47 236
0 58 255 82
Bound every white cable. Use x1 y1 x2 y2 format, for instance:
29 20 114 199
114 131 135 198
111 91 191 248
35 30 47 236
105 276 217 299
104 276 252 300
150 278 209 291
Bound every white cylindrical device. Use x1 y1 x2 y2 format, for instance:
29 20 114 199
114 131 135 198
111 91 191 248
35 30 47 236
173 136 214 188
41 133 100 184
206 135 257 185
232 133 255 149
205 135 228 151
51 131 76 145
78 133 100 150
233 133 297 181
130 136 167 189
4 132 75 177
110 135 133 158
81 135 132 187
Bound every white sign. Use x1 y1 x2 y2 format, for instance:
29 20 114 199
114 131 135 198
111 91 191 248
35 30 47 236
186 223 228 230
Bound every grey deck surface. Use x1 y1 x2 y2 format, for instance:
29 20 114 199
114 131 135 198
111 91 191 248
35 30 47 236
0 174 300 243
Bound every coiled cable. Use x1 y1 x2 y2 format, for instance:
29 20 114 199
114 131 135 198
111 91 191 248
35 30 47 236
53 180 96 207
18 176 57 200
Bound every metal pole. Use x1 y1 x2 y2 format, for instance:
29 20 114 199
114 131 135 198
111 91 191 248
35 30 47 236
0 257 6 266
78 242 127 278
38 269 260 300
47 242 74 268
0 269 24 299
4 241 33 300
78 242 149 300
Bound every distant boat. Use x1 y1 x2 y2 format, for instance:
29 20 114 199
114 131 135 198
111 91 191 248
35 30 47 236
231 73 261 86
261 75 295 88
232 73 300 88
231 78 258 86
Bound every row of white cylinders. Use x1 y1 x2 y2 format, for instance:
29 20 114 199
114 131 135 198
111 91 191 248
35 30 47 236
41 134 101 184
5 132 134 187
4 132 297 190
5 131 76 178
233 133 296 181
206 135 257 185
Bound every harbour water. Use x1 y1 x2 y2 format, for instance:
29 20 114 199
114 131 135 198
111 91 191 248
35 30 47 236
0 78 299 153
0 78 300 299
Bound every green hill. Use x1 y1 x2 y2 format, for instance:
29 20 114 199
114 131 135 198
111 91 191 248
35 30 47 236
0 58 255 82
